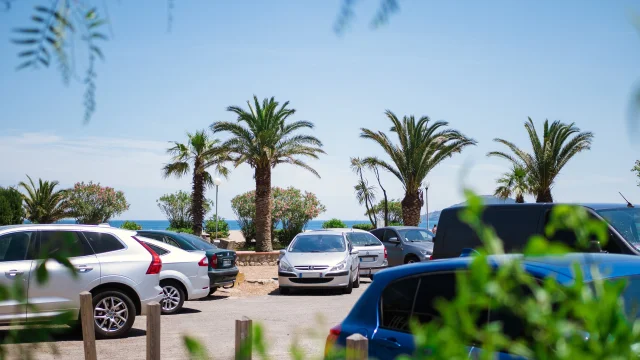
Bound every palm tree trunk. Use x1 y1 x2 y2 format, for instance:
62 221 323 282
536 188 553 203
372 168 389 226
516 194 524 203
255 165 273 252
401 190 422 226
191 168 205 236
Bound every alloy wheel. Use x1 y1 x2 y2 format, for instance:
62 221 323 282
162 285 181 312
94 296 129 333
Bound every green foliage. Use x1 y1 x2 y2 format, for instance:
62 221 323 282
19 175 69 224
388 221 403 226
368 199 402 224
157 190 212 229
351 157 378 227
204 215 230 239
494 164 531 203
67 181 129 224
0 187 25 225
167 227 194 235
352 223 374 231
322 218 347 229
632 160 640 187
120 221 142 230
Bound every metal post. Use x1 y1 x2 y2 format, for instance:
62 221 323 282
425 185 429 230
215 184 219 239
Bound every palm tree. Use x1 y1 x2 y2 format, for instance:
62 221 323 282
361 110 476 226
19 175 69 224
488 118 593 203
351 157 377 227
162 130 230 236
494 164 530 203
362 157 389 226
211 96 325 252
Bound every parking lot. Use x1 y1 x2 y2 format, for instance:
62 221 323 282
1 278 371 360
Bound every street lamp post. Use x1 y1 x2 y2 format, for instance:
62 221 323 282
213 177 222 239
425 184 429 230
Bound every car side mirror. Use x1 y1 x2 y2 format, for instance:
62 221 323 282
389 237 400 244
279 249 286 256
351 249 359 255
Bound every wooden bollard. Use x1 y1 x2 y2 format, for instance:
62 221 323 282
235 317 252 360
146 302 161 360
79 291 97 360
346 333 368 360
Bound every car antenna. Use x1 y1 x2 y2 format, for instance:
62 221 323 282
619 192 634 208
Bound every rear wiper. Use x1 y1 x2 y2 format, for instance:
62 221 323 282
364 243 378 246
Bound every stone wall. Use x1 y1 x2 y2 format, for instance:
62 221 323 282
236 251 280 266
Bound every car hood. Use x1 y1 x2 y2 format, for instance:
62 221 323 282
283 252 347 266
406 241 434 251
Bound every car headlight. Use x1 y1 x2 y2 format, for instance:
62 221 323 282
279 259 293 272
420 249 431 255
331 259 347 272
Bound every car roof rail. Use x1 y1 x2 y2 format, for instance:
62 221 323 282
460 248 480 257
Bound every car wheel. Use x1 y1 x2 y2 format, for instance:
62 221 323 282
353 268 361 288
279 287 290 295
208 287 218 296
160 280 186 315
404 255 420 264
92 289 136 339
343 273 353 295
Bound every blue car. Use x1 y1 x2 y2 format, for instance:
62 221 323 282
326 253 640 359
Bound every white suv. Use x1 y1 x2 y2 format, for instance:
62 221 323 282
0 224 164 338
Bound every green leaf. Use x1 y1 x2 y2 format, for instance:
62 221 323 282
38 56 49 67
35 6 74 31
35 262 48 284
89 19 107 29
18 50 36 58
91 45 104 61
45 37 57 46
13 28 41 34
90 32 108 41
15 61 33 70
85 8 97 20
31 15 45 23
11 38 38 45
183 335 209 360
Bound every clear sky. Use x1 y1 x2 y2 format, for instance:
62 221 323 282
1 0 639 221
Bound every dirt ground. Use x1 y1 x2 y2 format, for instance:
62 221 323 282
212 265 279 297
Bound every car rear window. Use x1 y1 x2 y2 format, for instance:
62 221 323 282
82 232 125 254
179 233 217 250
144 242 169 256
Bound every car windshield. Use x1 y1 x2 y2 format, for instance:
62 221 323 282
398 229 433 242
179 233 217 251
596 208 640 248
289 235 346 253
346 232 381 247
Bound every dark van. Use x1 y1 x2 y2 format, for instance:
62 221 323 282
431 203 640 260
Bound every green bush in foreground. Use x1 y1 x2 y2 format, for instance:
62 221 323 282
352 223 374 231
322 218 347 229
120 221 142 230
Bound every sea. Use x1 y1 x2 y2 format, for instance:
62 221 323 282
44 218 438 230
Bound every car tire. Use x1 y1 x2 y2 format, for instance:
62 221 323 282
92 289 136 339
343 273 353 295
160 280 185 315
404 255 420 264
208 287 218 296
353 269 361 289
279 287 290 295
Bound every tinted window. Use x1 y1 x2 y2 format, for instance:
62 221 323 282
380 277 419 332
597 208 640 249
346 232 381 246
289 235 346 253
383 230 398 242
161 236 182 248
370 229 385 241
619 276 640 319
179 233 216 250
0 231 35 262
40 231 94 258
144 242 169 256
412 272 458 324
487 283 536 343
138 232 163 241
83 232 125 254
398 229 433 243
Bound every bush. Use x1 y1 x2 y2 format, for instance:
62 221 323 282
0 187 25 225
167 227 194 234
157 190 212 229
67 182 129 224
322 218 347 229
389 221 403 226
204 215 230 239
367 198 403 225
120 221 142 230
352 223 374 231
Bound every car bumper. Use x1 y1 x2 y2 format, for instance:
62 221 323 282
140 285 164 315
209 267 239 287
359 265 387 276
188 287 210 300
278 271 351 288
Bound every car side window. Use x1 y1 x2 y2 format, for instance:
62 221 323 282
380 277 420 332
145 243 169 256
0 231 35 262
82 232 125 254
39 231 94 258
383 230 396 242
162 236 181 248
412 272 460 324
371 229 384 241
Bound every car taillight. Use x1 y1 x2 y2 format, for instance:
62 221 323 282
198 257 209 267
325 325 342 358
427 255 432 260
384 248 388 259
211 254 218 266
134 237 162 275
329 325 341 336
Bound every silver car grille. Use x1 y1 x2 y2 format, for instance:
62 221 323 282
294 265 329 271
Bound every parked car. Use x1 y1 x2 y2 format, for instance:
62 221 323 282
137 230 238 294
137 237 210 314
326 252 640 359
0 224 164 339
432 203 640 260
320 228 387 279
370 226 434 266
278 230 360 295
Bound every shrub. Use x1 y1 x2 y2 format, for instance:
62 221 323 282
120 221 142 230
204 215 230 239
0 187 25 225
352 223 374 231
367 198 403 225
157 190 212 229
389 221 403 226
67 182 129 224
322 218 347 229
167 227 194 234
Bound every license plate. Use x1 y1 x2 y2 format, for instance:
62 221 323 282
360 256 376 262
299 272 321 278
222 259 231 267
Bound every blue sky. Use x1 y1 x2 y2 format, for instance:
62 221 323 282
0 0 639 220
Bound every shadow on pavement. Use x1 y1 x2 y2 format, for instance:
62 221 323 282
267 288 347 297
169 307 201 315
0 326 146 343
196 294 230 302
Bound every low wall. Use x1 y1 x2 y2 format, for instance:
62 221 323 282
236 251 280 266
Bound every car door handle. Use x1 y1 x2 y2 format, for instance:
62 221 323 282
75 265 93 273
376 337 401 349
5 270 23 277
